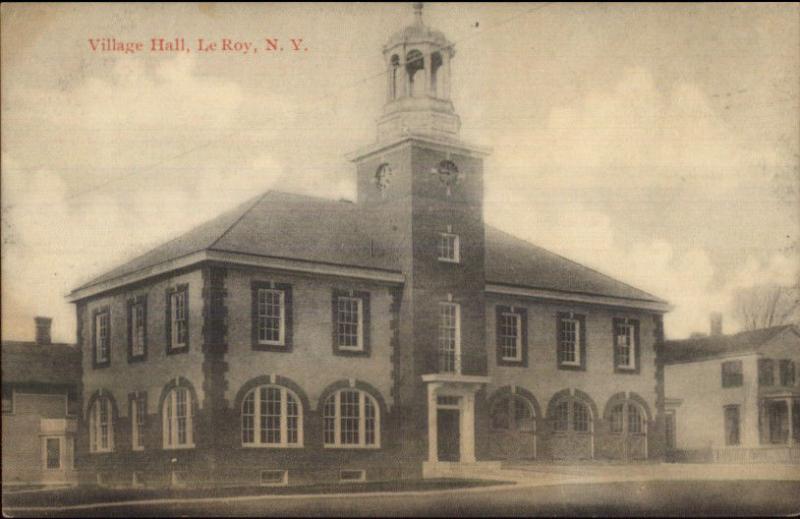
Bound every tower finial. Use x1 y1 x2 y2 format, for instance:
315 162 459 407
413 2 423 25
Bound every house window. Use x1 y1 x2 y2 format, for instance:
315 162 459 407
168 288 188 351
257 289 285 345
438 233 460 263
721 360 743 388
322 389 380 448
573 401 590 432
628 404 645 434
128 298 147 360
499 313 521 362
241 385 302 447
490 395 535 432
554 401 570 432
558 316 582 367
45 438 61 470
332 290 373 355
94 310 110 366
2 387 12 414
438 302 461 373
339 469 366 482
758 359 775 386
131 393 146 451
610 404 624 434
780 360 796 387
163 387 194 449
614 319 638 371
89 396 114 453
260 470 288 486
724 405 740 446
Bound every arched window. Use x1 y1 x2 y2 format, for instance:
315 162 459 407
552 397 593 433
162 387 194 449
491 395 535 432
430 52 443 97
610 403 624 434
573 401 591 432
322 389 380 448
89 395 114 453
406 49 424 97
242 385 302 447
390 54 400 100
628 403 645 434
554 401 570 432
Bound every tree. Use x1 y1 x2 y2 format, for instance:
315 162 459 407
732 284 800 331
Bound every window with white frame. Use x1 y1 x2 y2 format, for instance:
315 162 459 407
94 310 110 365
554 401 570 432
558 317 580 366
438 302 461 373
169 289 188 350
257 289 285 345
89 396 114 453
614 320 636 370
131 393 146 451
130 300 146 358
627 403 645 434
610 404 624 433
323 389 379 448
242 385 302 447
499 312 522 361
438 232 460 263
163 387 193 449
45 438 61 470
573 401 591 433
336 297 363 350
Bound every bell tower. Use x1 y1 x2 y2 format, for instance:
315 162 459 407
377 2 461 142
348 3 492 471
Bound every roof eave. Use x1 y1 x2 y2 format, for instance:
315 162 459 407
485 282 672 313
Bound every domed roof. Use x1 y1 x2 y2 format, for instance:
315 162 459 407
384 3 452 51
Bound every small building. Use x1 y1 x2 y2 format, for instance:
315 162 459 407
1 318 81 486
663 320 800 463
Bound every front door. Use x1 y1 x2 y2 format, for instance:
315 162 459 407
437 409 460 461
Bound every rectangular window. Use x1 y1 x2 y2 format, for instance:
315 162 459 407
499 312 521 361
129 298 146 359
780 360 796 387
257 289 285 345
438 302 460 373
721 360 743 388
94 310 110 365
169 289 188 350
558 318 580 366
758 359 775 386
260 470 288 486
614 319 637 370
131 394 146 451
45 438 61 470
337 297 363 350
2 387 12 414
339 469 366 482
724 405 740 446
340 389 360 445
438 233 460 263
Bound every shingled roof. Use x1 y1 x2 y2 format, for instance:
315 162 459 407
662 325 800 364
72 190 665 305
1 341 81 386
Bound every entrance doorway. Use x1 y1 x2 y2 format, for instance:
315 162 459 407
437 409 460 461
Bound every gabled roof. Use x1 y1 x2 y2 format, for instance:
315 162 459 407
663 325 800 364
71 190 666 307
1 341 81 386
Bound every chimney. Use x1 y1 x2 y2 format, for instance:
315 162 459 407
35 316 52 345
710 312 723 336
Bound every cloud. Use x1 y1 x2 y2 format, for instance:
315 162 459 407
485 67 798 338
1 54 295 342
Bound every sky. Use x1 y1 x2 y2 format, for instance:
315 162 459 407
2 3 798 343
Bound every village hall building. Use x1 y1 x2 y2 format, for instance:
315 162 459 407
68 5 671 487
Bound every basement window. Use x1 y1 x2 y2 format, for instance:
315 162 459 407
339 469 366 483
260 470 288 486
